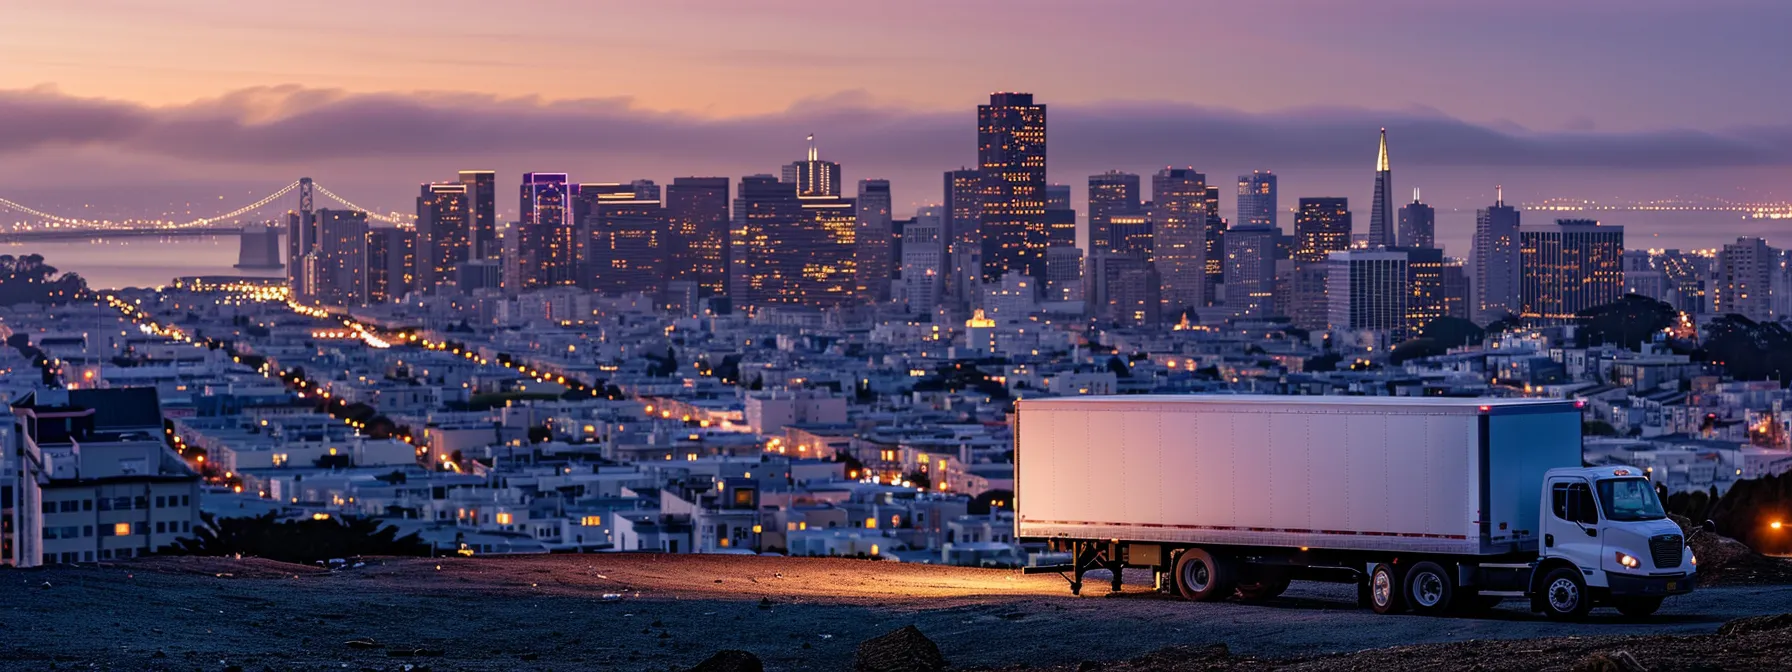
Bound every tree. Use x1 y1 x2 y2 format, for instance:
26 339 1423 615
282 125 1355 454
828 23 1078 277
1105 355 1132 379
1483 313 1523 335
165 512 430 564
1420 316 1485 349
1389 338 1447 364
1304 352 1342 372
968 489 1015 515
1578 294 1677 350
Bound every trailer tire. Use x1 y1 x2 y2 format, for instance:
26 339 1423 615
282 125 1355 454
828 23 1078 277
1540 567 1592 621
1174 548 1235 602
1369 563 1406 614
1612 596 1663 617
1403 561 1455 615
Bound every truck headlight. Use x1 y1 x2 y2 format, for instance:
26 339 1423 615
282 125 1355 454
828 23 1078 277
1615 551 1640 569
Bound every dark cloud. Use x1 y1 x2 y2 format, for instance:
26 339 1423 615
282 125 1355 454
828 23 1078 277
0 85 1787 174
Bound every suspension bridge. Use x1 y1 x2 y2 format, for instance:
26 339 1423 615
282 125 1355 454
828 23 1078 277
0 178 414 242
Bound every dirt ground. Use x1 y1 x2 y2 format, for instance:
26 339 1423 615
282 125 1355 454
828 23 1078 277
3 554 1790 671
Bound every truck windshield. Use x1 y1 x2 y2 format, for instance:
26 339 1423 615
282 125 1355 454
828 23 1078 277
1596 478 1667 522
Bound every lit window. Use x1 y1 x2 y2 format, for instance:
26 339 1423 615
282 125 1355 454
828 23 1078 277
496 512 512 525
582 515 602 526
113 522 131 537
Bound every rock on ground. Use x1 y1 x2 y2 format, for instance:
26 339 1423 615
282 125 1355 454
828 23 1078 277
687 649 764 672
854 625 947 672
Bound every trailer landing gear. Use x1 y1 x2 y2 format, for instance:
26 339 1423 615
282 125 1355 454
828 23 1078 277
1023 540 1126 595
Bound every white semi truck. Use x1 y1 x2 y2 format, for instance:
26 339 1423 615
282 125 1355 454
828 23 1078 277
1015 396 1697 619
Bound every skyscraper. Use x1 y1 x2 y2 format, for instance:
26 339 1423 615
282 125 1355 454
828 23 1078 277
1202 184 1225 305
366 225 415 303
901 205 946 314
416 182 469 289
1045 184 1072 211
1223 225 1279 320
1403 247 1448 338
1236 171 1277 229
854 179 893 303
783 135 841 197
732 174 839 311
514 173 573 291
310 209 369 307
978 92 1047 284
1712 237 1776 321
1368 129 1395 248
1152 168 1209 314
1327 249 1409 336
665 177 730 297
1520 219 1625 325
457 170 496 259
1109 213 1153 259
1397 188 1435 249
1291 197 1352 330
942 168 983 308
1088 171 1141 253
1472 186 1522 324
582 196 667 298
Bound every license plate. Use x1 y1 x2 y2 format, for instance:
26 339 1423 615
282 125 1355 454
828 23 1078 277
1666 581 1677 591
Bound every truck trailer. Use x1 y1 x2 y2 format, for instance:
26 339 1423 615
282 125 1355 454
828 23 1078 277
1015 396 1696 619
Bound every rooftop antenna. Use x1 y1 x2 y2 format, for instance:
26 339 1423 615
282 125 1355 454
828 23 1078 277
1413 186 1421 202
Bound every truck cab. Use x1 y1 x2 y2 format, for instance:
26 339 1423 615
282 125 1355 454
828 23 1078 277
1532 465 1696 618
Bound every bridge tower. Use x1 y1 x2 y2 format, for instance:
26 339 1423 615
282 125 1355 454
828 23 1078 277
289 177 316 296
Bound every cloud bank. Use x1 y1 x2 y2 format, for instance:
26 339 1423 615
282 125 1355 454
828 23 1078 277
3 85 1789 174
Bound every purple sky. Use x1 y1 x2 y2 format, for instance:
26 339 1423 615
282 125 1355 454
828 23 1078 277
2 0 1790 247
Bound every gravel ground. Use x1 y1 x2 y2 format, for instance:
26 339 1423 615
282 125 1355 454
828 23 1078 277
2 554 1789 671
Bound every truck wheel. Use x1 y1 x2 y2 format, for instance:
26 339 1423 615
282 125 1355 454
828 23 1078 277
1403 561 1455 615
1369 563 1406 614
1175 548 1235 602
1612 596 1663 617
1540 567 1592 621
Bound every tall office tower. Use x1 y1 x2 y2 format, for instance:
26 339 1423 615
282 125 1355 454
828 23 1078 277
729 175 805 311
1367 128 1396 248
630 179 661 202
513 173 573 291
1520 219 1625 325
1044 246 1084 302
416 183 469 289
1045 184 1072 211
890 216 909 279
854 179 894 302
1712 237 1776 320
1403 247 1448 337
799 190 858 308
943 168 984 307
1202 184 1225 305
583 196 667 298
366 225 415 303
1236 171 1277 229
664 177 730 297
783 135 841 197
902 205 946 313
1658 250 1711 315
1083 250 1148 322
1398 188 1436 249
1291 197 1353 330
1326 249 1410 336
1441 258 1471 320
1111 263 1163 328
977 92 1048 283
1472 186 1522 324
311 209 369 307
457 171 497 259
1152 168 1210 314
1223 225 1279 320
1088 171 1141 252
1109 213 1153 259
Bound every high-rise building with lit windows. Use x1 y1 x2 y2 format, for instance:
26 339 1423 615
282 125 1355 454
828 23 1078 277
1291 197 1352 329
457 170 496 259
901 205 945 313
943 168 983 308
1519 219 1625 325
1089 171 1141 253
854 179 893 302
783 135 841 197
581 196 667 299
666 177 730 297
1152 168 1210 314
1327 249 1409 335
416 183 469 289
1398 189 1435 249
1368 128 1396 248
978 92 1048 284
1712 236 1775 321
513 172 573 291
311 209 369 307
366 225 415 303
1109 213 1153 259
1236 171 1277 229
1224 225 1279 319
1473 187 1522 324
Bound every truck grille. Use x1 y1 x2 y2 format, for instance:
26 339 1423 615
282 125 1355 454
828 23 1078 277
1650 534 1683 569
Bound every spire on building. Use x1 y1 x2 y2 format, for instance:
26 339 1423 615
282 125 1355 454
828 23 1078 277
1413 186 1421 202
806 134 817 162
1496 184 1504 207
1376 128 1390 173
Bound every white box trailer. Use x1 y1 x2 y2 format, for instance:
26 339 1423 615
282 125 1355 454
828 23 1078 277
1016 396 1698 619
